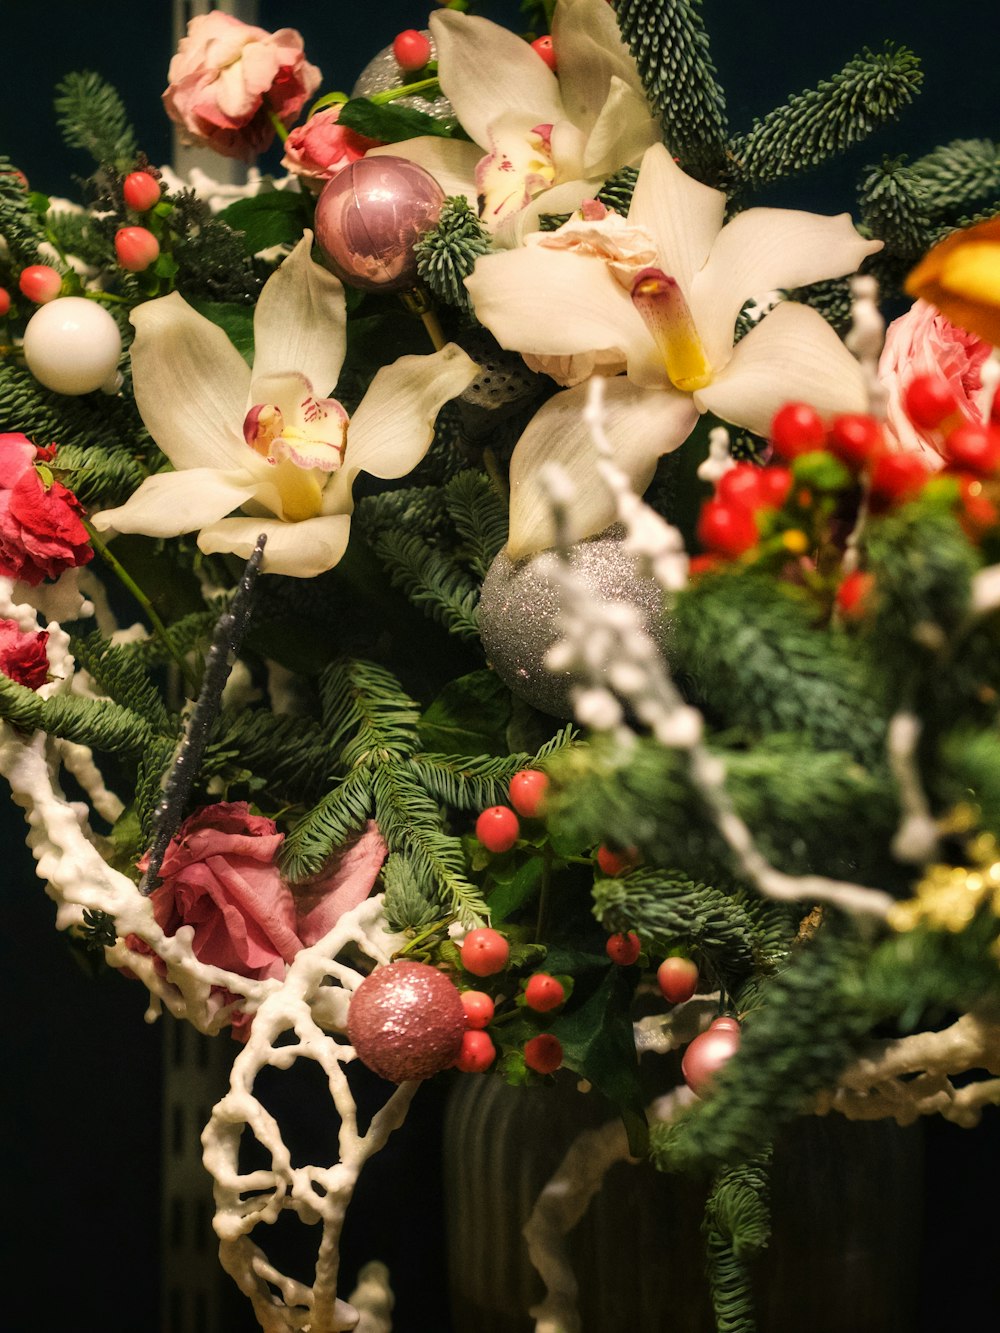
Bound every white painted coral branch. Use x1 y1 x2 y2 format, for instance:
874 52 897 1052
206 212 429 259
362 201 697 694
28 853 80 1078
817 1010 1000 1128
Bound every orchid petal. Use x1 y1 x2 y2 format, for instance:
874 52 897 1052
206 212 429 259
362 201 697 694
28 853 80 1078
626 145 726 307
197 512 353 578
130 293 251 471
366 138 483 209
251 372 348 437
582 78 660 179
465 246 649 367
493 178 603 248
430 8 564 149
691 209 883 370
506 377 699 559
554 0 649 133
694 301 870 437
250 233 347 399
324 344 478 512
90 468 259 538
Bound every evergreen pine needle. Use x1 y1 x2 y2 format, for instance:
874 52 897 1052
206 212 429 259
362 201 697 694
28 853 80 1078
911 137 1000 219
443 470 508 579
382 852 440 932
372 530 482 642
732 45 923 190
0 675 154 755
413 197 493 311
280 769 376 883
703 1154 772 1333
53 71 137 169
0 157 48 266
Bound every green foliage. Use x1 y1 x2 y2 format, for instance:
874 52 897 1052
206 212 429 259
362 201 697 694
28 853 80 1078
912 137 1000 221
414 197 494 312
732 46 923 192
337 98 459 143
70 630 173 733
611 0 728 182
443 471 509 579
53 72 137 170
383 852 441 932
372 530 482 642
0 157 49 266
785 277 854 335
858 157 932 290
0 674 153 755
50 444 147 510
0 361 150 467
215 191 313 259
703 1155 772 1333
166 190 263 303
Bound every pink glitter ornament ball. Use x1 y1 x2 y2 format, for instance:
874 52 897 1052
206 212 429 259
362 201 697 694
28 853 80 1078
347 959 465 1082
681 1016 742 1097
313 155 446 292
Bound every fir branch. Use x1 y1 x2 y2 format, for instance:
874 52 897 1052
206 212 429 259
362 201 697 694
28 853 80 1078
858 157 932 291
280 769 376 883
0 676 152 754
53 72 137 169
212 707 333 802
703 1154 772 1333
413 196 493 311
165 190 262 304
0 158 47 266
134 734 182 843
0 361 149 459
45 207 115 272
732 45 923 191
611 0 728 183
408 751 530 812
443 470 509 579
911 138 1000 220
329 659 422 769
355 486 451 545
372 530 481 642
537 165 640 232
70 630 174 734
784 277 854 336
52 444 148 510
382 851 440 932
118 611 216 668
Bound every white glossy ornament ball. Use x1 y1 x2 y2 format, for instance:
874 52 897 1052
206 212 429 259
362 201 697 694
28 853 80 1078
22 297 122 395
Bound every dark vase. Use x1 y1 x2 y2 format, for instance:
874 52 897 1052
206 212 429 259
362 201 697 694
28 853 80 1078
443 1068 924 1333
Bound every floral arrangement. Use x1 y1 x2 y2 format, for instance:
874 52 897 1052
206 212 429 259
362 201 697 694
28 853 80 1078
2 1 1000 1330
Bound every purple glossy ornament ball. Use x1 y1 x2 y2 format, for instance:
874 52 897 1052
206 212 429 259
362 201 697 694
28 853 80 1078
313 155 446 293
347 959 466 1083
681 1016 742 1098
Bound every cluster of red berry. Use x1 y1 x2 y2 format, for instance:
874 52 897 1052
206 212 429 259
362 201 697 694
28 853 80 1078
695 378 1000 580
474 767 550 853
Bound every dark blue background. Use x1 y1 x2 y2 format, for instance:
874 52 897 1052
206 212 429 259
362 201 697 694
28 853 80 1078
3 2 998 1329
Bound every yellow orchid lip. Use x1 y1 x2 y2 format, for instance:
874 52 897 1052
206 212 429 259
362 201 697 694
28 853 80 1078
630 266 713 392
906 215 1000 347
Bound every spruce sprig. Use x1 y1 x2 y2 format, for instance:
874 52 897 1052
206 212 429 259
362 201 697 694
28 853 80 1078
703 1154 772 1333
0 157 48 266
414 196 494 312
53 71 137 169
443 470 509 579
731 45 923 191
372 530 482 642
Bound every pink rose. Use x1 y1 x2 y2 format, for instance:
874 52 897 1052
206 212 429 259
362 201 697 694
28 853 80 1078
130 804 387 1039
0 433 93 585
280 105 383 187
0 617 49 689
878 299 992 463
163 12 322 161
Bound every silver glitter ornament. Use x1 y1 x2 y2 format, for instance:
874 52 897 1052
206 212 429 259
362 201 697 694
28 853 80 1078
351 35 454 122
477 528 673 719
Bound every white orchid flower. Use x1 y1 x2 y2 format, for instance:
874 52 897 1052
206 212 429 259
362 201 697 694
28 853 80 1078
91 235 477 577
465 144 883 558
373 0 658 245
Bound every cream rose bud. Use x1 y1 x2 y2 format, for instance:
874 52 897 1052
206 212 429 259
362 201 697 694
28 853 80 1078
163 11 321 161
281 106 384 189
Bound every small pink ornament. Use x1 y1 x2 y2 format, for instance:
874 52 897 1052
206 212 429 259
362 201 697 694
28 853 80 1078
347 960 466 1083
313 155 445 293
681 1016 741 1097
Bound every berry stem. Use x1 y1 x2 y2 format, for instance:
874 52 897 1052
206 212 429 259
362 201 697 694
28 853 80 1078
263 99 290 144
370 76 441 105
392 916 454 958
535 842 553 943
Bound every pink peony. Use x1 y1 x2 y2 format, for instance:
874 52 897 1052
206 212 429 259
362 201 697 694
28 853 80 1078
878 299 992 463
0 617 49 689
163 12 322 161
280 105 383 187
0 433 93 585
130 804 387 1039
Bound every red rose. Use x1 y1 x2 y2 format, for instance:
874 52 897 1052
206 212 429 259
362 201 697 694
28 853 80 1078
0 617 49 689
0 433 93 585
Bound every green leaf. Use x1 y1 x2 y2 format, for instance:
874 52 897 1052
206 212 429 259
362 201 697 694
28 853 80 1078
189 300 255 365
153 252 179 283
790 451 852 492
418 670 512 755
547 965 648 1155
215 191 312 255
487 856 544 924
337 97 459 143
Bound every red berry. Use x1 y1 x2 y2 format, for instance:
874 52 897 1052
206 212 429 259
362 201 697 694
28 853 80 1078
115 226 160 273
460 990 495 1029
475 804 520 853
656 956 699 1003
835 569 875 620
828 414 884 470
868 453 930 508
757 466 793 509
455 1028 496 1073
688 553 723 579
696 498 758 558
769 402 826 459
122 171 161 212
716 463 766 510
944 423 1000 475
393 28 432 71
524 973 565 1013
18 265 61 304
0 287 9 317
903 374 958 429
524 1033 563 1074
530 35 557 71
508 768 549 818
460 927 510 977
606 931 641 965
596 844 639 876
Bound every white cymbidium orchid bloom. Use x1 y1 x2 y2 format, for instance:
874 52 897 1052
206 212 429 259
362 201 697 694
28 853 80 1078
91 235 478 577
465 144 883 558
373 0 658 245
